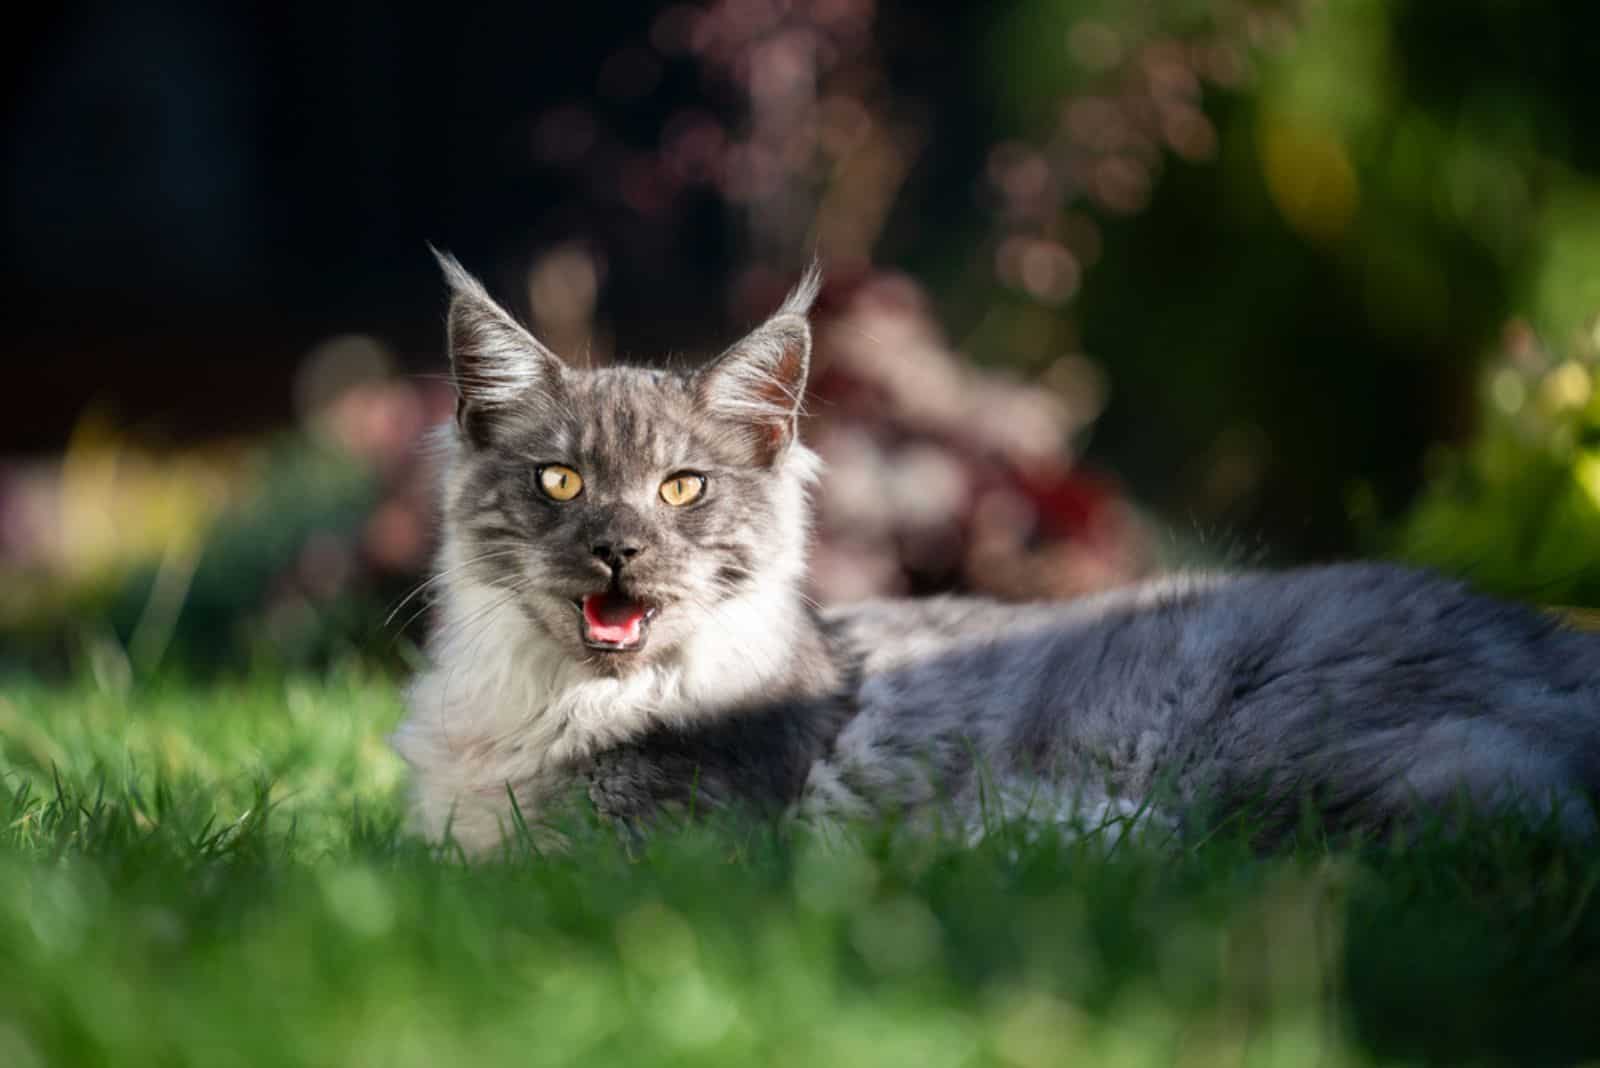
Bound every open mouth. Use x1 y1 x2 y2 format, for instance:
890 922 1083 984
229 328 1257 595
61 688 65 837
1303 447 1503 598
572 592 657 652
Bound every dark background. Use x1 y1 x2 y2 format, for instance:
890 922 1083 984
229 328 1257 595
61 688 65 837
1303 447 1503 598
6 0 1600 670
7 2 1002 445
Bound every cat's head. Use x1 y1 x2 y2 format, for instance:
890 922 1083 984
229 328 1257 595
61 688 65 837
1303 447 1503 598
433 252 820 675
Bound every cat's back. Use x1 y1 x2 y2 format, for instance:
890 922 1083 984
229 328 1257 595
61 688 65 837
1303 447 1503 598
820 568 1236 682
824 562 1598 699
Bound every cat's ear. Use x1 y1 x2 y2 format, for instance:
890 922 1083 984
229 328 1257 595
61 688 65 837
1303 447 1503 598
433 248 564 446
695 262 820 466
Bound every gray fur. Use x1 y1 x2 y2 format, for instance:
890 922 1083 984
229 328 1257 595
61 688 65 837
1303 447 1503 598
394 256 1600 854
810 569 1600 841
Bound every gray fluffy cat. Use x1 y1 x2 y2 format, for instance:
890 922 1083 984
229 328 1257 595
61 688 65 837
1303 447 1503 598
391 255 1600 855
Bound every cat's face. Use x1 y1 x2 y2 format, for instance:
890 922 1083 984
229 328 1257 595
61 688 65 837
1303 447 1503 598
435 254 818 675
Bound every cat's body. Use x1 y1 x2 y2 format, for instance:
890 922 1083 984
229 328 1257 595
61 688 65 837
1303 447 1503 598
594 568 1600 845
392 257 1600 855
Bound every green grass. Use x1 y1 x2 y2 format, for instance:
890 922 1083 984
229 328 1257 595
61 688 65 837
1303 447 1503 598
3 672 1599 1067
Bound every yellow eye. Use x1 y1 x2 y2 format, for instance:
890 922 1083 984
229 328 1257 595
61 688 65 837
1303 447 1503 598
659 472 706 507
538 464 583 501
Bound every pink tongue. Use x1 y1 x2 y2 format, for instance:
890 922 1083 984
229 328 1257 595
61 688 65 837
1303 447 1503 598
582 593 648 645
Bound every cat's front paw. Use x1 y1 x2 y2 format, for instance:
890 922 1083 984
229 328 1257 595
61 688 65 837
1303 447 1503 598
584 748 666 829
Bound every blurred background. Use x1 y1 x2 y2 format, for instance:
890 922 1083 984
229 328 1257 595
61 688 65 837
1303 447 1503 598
4 0 1600 678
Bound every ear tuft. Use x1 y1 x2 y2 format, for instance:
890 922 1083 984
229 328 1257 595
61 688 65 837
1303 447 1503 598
776 258 823 320
696 264 820 466
432 247 563 446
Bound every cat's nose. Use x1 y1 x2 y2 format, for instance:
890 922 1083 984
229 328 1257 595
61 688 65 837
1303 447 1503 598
591 541 645 570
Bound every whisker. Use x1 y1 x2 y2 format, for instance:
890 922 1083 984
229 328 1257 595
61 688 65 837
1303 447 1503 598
442 582 535 654
383 549 524 630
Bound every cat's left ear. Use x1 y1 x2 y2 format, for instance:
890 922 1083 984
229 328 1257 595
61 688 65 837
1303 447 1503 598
433 247 565 448
695 263 820 466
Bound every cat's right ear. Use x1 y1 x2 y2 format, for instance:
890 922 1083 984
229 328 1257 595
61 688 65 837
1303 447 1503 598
694 262 820 467
433 248 563 447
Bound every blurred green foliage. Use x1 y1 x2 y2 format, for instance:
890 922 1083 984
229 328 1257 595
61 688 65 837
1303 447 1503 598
129 436 389 671
0 436 401 680
1394 321 1600 608
950 0 1600 564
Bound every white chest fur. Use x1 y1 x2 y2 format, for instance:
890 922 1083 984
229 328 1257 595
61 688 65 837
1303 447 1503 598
391 569 811 854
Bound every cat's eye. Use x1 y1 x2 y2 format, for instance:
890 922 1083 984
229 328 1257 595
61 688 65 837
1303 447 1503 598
538 464 584 501
659 472 706 507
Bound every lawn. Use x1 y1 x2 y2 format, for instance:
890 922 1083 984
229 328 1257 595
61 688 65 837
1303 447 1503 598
2 670 1599 1067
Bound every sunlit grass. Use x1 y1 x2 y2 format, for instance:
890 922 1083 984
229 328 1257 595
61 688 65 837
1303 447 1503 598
2 672 1598 1067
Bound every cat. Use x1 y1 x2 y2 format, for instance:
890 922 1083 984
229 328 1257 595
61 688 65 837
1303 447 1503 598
390 253 1600 855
